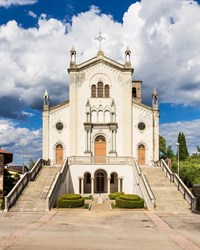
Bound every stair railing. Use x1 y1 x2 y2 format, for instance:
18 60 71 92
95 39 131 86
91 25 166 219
174 173 197 211
134 160 156 210
4 158 47 212
160 159 197 212
46 158 69 211
160 159 174 182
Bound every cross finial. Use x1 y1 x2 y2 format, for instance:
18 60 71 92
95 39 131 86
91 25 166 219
95 29 106 51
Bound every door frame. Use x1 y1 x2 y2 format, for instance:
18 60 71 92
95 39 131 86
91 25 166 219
138 144 146 165
94 135 106 162
55 143 64 165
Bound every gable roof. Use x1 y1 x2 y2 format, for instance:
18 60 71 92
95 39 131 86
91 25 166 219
68 51 134 73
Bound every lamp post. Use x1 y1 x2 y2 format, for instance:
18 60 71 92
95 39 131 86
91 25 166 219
175 142 180 176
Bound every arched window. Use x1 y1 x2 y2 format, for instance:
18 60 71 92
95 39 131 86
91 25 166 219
97 82 103 97
86 173 91 184
105 85 109 97
132 87 137 98
110 173 115 184
91 85 96 97
95 135 106 142
56 144 63 149
138 144 145 149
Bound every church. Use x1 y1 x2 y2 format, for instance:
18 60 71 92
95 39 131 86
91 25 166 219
42 32 159 195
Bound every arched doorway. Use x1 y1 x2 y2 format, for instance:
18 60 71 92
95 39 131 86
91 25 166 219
94 170 107 193
138 144 145 165
94 135 106 163
56 144 63 164
84 172 91 194
110 172 118 193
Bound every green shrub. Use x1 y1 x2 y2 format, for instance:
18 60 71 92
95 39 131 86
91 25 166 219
115 194 144 209
60 194 82 200
118 194 141 201
109 192 124 200
83 203 90 209
83 195 93 200
57 194 84 208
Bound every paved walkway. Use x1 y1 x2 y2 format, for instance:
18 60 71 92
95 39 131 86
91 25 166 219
0 208 199 250
90 194 112 212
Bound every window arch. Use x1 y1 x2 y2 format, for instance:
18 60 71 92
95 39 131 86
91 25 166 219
110 173 115 184
105 85 109 97
91 82 110 98
91 85 96 97
56 144 63 149
97 82 103 97
95 135 106 142
132 87 137 98
86 173 91 184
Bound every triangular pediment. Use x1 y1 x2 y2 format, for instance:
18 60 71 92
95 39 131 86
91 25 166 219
68 52 133 73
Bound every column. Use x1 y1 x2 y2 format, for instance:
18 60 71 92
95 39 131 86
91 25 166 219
88 130 91 152
81 177 84 195
118 178 121 192
85 130 88 152
91 177 94 194
113 130 116 152
107 177 111 194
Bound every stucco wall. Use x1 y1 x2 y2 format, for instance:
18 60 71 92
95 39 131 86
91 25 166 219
59 164 143 197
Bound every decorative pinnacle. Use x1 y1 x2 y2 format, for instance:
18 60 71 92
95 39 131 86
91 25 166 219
44 89 49 98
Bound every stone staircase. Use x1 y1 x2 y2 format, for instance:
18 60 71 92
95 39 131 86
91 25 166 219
141 165 190 212
11 166 61 212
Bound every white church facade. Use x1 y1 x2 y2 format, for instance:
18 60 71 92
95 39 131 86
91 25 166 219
42 34 159 195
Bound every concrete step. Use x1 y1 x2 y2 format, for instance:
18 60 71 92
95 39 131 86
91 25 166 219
11 165 60 212
141 165 190 212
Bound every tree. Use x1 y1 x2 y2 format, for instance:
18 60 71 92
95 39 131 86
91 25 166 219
166 146 174 158
28 159 35 170
159 135 167 159
177 132 189 161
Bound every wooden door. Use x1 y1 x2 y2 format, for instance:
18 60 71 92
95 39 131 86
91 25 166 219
94 135 106 163
138 144 145 165
56 144 63 164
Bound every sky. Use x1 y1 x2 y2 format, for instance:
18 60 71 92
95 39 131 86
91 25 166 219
0 0 200 165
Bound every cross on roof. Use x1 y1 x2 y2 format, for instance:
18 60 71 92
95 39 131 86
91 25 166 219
95 30 106 51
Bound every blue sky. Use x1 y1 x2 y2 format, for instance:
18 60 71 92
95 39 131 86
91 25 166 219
0 0 200 164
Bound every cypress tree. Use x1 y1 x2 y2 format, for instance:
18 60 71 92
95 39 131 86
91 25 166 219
177 132 189 161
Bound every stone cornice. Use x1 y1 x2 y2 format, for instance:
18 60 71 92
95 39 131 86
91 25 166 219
68 55 133 73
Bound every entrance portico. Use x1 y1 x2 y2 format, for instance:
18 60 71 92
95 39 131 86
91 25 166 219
79 168 122 195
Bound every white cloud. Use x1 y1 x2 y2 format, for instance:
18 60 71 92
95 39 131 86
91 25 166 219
0 119 41 164
0 0 200 111
27 10 37 19
160 119 200 154
0 0 37 7
0 0 200 161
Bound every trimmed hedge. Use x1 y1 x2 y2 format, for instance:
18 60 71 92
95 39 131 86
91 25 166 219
57 194 84 208
109 192 124 200
115 194 144 209
60 194 82 200
118 194 141 201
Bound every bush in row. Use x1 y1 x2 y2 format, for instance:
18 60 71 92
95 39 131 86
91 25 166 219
57 194 84 208
109 192 124 200
115 194 144 209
